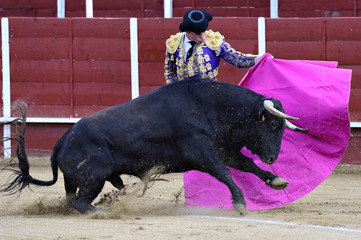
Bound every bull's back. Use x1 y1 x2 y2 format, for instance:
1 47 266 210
52 78 262 175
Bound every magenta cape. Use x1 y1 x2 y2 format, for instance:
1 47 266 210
183 53 351 210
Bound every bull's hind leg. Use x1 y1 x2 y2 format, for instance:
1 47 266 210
72 179 106 214
64 175 77 205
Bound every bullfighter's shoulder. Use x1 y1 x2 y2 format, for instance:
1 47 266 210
166 32 183 54
205 30 224 51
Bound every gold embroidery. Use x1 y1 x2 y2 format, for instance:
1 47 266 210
188 63 195 76
205 30 224 51
166 32 183 54
206 63 212 71
204 54 210 62
199 64 206 73
209 70 214 79
179 48 185 62
213 68 219 77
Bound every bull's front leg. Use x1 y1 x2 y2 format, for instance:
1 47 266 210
181 138 248 215
206 163 248 215
227 153 289 190
185 147 248 214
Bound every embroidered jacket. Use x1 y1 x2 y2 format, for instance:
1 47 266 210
164 30 258 84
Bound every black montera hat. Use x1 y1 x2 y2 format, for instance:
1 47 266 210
179 10 213 33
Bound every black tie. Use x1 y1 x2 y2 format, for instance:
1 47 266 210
186 41 196 61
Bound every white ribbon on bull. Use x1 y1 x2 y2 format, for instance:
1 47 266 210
263 100 307 132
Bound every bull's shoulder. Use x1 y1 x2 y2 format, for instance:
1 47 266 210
204 30 224 51
166 32 183 54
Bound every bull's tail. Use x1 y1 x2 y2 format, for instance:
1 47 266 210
0 102 58 195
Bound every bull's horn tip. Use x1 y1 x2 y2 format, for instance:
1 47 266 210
288 116 299 120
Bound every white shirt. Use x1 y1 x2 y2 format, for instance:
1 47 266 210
183 34 197 62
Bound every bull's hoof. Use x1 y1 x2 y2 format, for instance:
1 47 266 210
270 177 289 190
72 200 109 215
232 201 247 215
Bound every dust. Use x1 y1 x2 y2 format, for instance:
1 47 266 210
0 176 186 220
23 197 76 215
90 168 186 219
89 179 231 220
1 158 361 219
0 162 186 219
0 195 77 216
106 193 184 219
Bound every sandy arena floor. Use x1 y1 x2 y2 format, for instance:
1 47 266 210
0 157 361 240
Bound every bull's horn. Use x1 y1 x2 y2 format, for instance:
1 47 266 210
285 120 307 132
263 100 298 120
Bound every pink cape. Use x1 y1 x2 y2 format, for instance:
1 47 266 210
184 53 351 210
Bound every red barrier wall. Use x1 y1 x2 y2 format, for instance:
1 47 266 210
0 17 360 164
2 0 359 18
9 18 131 118
172 0 271 17
0 0 271 18
0 0 57 17
279 0 361 17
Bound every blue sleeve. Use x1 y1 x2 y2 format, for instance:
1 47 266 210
219 42 257 68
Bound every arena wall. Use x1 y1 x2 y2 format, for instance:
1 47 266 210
1 0 361 18
0 16 360 164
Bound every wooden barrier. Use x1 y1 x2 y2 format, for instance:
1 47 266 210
0 17 360 164
279 0 361 17
8 18 131 117
1 0 360 18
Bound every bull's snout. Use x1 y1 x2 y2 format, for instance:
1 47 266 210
268 156 276 164
264 156 277 165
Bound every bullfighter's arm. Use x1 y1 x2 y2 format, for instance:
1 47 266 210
164 51 178 84
164 32 183 84
218 41 260 68
204 30 260 69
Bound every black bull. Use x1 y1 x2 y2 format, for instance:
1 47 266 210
0 78 304 215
